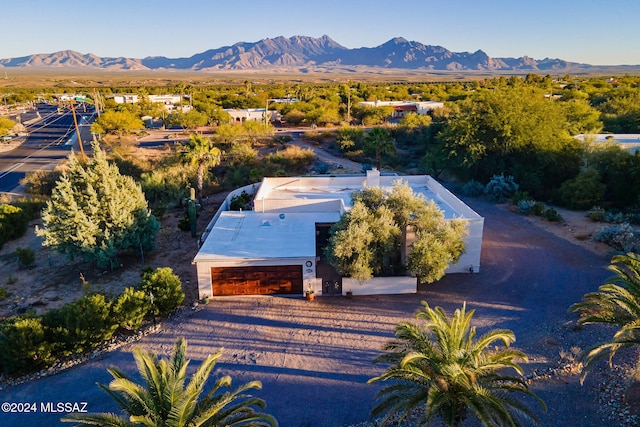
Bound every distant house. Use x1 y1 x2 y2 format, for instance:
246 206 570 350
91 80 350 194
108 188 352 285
575 133 640 154
224 108 281 124
359 100 444 119
112 94 187 112
113 95 140 104
193 170 483 299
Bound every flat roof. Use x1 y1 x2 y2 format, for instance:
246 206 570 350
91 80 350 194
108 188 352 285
258 176 460 219
195 174 481 264
194 211 341 262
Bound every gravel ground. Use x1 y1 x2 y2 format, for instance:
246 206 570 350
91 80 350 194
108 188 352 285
0 196 636 427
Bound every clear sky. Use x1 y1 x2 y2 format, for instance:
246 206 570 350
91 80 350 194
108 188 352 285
3 0 639 66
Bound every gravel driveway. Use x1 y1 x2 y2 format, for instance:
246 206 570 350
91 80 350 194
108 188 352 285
0 196 619 426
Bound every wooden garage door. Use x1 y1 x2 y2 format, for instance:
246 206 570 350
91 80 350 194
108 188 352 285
210 265 303 296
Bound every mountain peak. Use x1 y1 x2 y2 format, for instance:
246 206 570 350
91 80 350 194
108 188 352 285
0 35 592 71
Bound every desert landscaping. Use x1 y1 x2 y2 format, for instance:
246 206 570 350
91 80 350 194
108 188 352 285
1 174 638 426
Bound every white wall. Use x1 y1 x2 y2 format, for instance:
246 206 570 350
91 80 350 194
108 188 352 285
342 276 417 296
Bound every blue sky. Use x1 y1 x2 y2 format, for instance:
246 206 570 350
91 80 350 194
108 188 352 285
3 0 639 65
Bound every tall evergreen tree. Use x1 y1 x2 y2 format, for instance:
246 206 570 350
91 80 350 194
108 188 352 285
37 141 159 268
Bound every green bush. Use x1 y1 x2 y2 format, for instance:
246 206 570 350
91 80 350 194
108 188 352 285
42 294 117 355
484 174 519 202
16 247 35 268
0 317 56 375
20 169 63 196
0 204 30 249
139 267 185 316
558 168 605 210
543 207 563 222
112 287 151 331
531 202 547 216
594 223 640 252
587 206 606 222
511 190 532 205
229 190 253 211
461 180 484 197
516 199 536 215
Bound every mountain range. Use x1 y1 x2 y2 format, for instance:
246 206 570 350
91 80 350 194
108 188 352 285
0 35 605 72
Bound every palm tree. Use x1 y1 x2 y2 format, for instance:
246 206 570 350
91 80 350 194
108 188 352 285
570 252 640 377
62 338 277 427
365 126 396 171
368 302 545 427
182 134 221 203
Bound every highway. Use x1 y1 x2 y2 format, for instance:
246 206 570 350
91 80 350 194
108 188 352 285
0 103 95 193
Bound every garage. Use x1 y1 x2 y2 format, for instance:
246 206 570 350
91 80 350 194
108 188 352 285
210 265 303 296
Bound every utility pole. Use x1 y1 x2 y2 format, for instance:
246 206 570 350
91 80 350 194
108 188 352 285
70 99 86 161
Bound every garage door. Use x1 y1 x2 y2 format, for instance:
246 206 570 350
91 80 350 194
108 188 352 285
210 265 303 296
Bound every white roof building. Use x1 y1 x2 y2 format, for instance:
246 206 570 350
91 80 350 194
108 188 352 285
575 134 640 154
193 171 483 298
359 100 444 119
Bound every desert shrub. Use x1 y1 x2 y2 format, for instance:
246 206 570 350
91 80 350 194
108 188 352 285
272 134 292 146
0 316 56 374
484 174 519 202
7 196 47 220
16 247 35 268
140 168 189 211
511 190 532 205
0 204 30 249
225 141 258 166
587 206 606 222
230 190 253 211
531 202 546 216
20 169 64 196
461 180 484 197
266 145 316 174
593 223 640 252
516 199 537 215
138 267 184 316
112 287 151 331
314 162 330 174
42 294 117 355
557 168 605 210
605 210 626 224
0 288 7 300
543 207 563 222
303 131 322 142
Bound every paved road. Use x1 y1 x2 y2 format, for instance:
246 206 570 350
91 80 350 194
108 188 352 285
0 197 613 427
0 103 95 193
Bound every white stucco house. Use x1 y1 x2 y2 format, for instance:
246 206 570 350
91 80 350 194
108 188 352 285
359 100 444 119
224 108 281 123
193 170 483 298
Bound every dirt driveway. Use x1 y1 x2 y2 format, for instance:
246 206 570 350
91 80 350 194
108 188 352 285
0 196 629 427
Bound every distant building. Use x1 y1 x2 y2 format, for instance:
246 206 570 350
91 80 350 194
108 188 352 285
224 108 281 124
113 94 183 105
575 134 640 154
359 100 444 119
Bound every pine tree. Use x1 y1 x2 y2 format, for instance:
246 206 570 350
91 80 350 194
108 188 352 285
37 141 159 268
